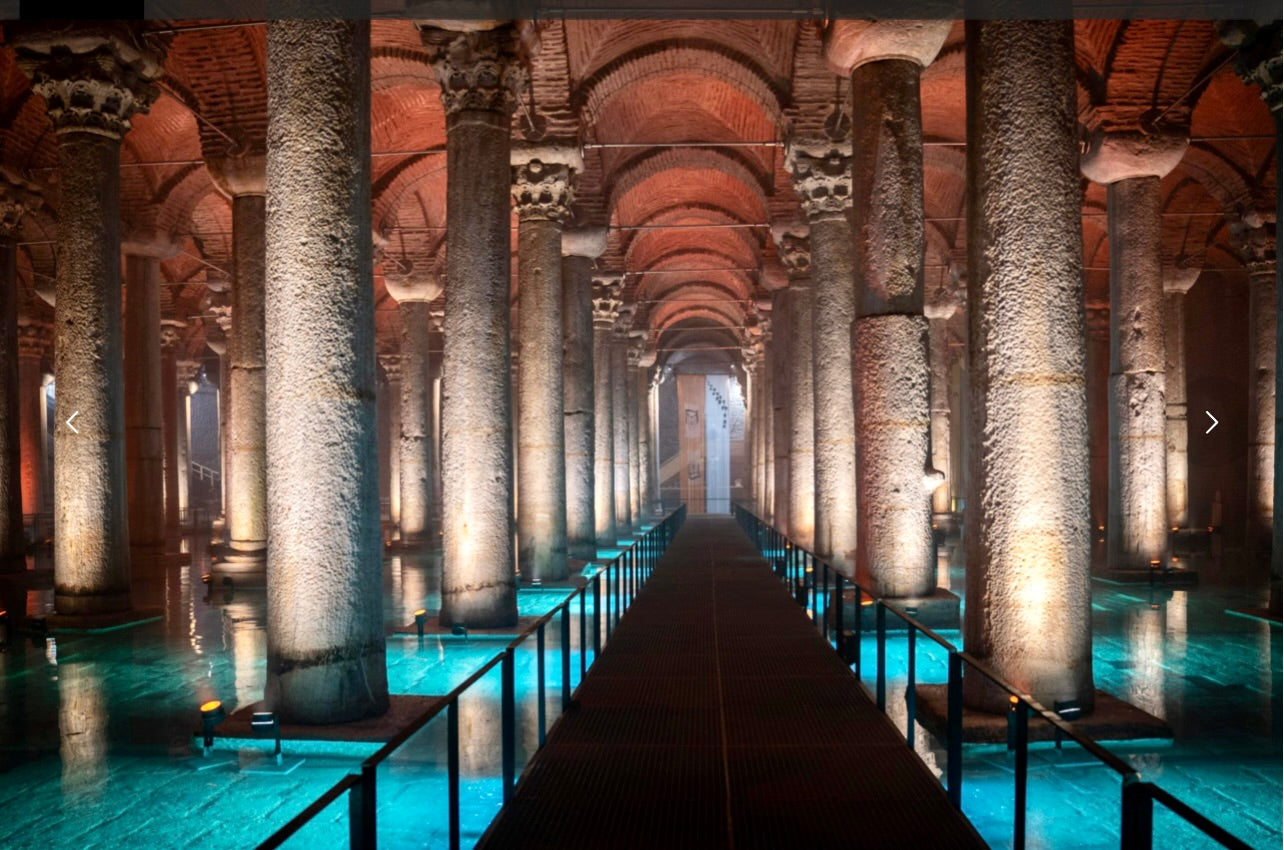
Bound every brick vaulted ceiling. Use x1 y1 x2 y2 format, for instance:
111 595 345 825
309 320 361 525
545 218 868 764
0 18 1276 373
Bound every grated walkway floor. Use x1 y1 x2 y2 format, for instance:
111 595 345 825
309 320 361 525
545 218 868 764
477 515 988 850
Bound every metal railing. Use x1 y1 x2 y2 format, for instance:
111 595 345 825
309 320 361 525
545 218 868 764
733 504 1253 850
254 504 687 850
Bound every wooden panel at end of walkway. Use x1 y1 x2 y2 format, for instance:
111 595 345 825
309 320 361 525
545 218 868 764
478 514 988 850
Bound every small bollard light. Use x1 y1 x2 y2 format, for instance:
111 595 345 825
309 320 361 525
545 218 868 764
1006 694 1019 751
414 608 427 638
200 573 212 584
1052 699 1082 749
250 711 283 765
905 606 919 618
200 699 226 755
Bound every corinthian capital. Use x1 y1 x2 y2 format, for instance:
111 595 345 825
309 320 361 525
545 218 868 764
591 275 624 328
0 168 41 237
785 137 852 221
12 23 163 139
511 145 581 223
771 224 811 280
420 24 526 118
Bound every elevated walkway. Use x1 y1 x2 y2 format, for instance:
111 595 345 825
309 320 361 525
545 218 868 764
478 515 987 849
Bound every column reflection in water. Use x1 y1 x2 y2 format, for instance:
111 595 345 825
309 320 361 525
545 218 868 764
221 591 267 710
1124 600 1167 720
57 656 108 800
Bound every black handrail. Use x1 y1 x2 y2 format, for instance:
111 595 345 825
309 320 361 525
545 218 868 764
254 505 687 850
733 503 1253 850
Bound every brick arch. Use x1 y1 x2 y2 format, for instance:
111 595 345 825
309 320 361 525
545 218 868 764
609 147 768 227
165 24 267 158
641 277 749 322
621 212 761 282
371 45 438 92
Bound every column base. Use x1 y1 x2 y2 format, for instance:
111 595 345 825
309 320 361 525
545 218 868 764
386 535 437 552
212 550 267 584
43 605 163 632
568 540 597 561
916 687 1172 742
836 586 960 632
52 589 133 617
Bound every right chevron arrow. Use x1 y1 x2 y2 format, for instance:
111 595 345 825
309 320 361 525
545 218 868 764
1205 411 1219 434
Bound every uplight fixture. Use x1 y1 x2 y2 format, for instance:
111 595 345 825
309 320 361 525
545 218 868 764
414 608 427 638
200 699 226 755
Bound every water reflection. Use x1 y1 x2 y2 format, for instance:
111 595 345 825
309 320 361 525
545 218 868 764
1123 596 1166 720
220 592 267 710
57 657 108 800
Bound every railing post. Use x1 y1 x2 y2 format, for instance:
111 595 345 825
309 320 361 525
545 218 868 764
606 560 614 641
853 586 863 679
820 564 829 638
561 603 572 710
835 573 845 659
1121 776 1153 850
947 651 963 809
579 586 587 680
448 699 461 850
502 647 516 802
536 621 547 747
876 602 887 712
1014 701 1028 850
905 622 917 749
593 574 602 658
350 762 376 850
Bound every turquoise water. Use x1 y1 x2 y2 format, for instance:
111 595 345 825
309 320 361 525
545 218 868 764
0 538 622 850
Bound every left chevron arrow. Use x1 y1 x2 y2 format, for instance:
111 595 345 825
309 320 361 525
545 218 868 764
66 411 79 434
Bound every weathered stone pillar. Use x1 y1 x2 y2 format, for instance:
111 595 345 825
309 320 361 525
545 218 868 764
760 318 775 522
176 359 199 522
636 348 655 520
1162 265 1200 529
1082 129 1186 570
159 319 184 534
207 298 231 527
786 138 859 573
423 23 524 625
1234 218 1278 554
207 157 268 575
385 269 443 548
123 244 167 562
611 326 633 534
562 228 607 559
380 354 402 529
741 346 759 512
591 277 622 546
0 174 37 570
771 293 790 527
925 293 957 518
264 18 386 722
775 230 815 549
964 19 1093 711
626 343 642 526
513 146 579 580
429 309 444 530
14 24 162 613
17 320 49 537
827 19 948 597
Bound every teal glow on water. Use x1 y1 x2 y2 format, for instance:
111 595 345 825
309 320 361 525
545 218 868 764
0 539 614 850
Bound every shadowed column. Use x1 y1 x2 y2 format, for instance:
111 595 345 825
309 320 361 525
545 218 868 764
627 343 642 526
17 321 50 541
591 277 622 547
562 228 607 559
14 24 163 614
963 18 1094 712
636 348 655 519
159 320 184 537
1163 264 1200 529
1082 129 1186 570
925 292 958 518
424 23 524 626
264 17 387 722
0 173 37 571
1235 216 1278 555
775 228 815 550
786 137 858 574
612 325 633 535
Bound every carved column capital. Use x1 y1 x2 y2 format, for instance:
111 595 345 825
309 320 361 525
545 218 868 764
511 145 580 223
379 354 402 384
1079 128 1188 184
772 225 812 280
177 359 201 387
1231 211 1277 276
16 319 52 360
420 25 526 118
384 261 444 304
160 319 186 353
591 275 624 328
12 24 163 139
0 168 41 237
785 137 853 221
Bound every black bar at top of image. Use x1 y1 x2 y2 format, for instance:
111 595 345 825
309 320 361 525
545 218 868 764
6 0 1281 23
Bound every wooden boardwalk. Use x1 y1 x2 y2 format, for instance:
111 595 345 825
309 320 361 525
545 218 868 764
478 515 988 850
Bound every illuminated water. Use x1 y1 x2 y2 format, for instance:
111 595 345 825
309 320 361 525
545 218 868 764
0 537 618 850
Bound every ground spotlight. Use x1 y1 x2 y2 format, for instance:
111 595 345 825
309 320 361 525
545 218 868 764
200 699 226 755
414 608 427 638
250 711 282 765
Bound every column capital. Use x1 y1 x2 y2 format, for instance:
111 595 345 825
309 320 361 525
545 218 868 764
0 167 41 237
1162 262 1202 295
429 307 445 334
771 224 811 280
16 318 52 360
206 149 266 198
785 137 852 221
1085 302 1111 339
824 19 951 74
12 23 163 139
378 353 402 383
177 359 201 387
511 145 580 223
122 227 182 259
1216 20 1282 120
1079 128 1188 184
591 275 624 328
1230 210 1277 275
384 261 444 303
562 226 608 258
160 319 186 354
419 24 526 118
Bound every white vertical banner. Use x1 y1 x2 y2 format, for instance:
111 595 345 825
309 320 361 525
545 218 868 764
705 375 731 514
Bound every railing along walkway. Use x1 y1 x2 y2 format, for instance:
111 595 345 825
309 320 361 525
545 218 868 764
477 514 987 850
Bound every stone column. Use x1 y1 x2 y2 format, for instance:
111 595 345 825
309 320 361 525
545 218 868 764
611 326 633 535
759 319 775 522
17 320 50 537
963 19 1093 711
636 350 655 519
1162 265 1200 529
429 308 444 530
159 319 184 535
626 343 642 526
776 229 816 549
422 23 524 626
385 269 443 548
0 174 37 570
925 294 957 518
176 359 199 523
14 25 162 614
771 294 791 528
827 20 949 597
123 244 167 563
208 158 268 575
741 346 758 512
1237 219 1278 553
562 228 607 559
264 18 386 722
207 299 232 527
1082 129 1186 570
379 354 402 528
512 146 579 581
786 138 859 573
591 277 622 547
